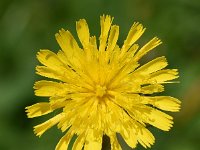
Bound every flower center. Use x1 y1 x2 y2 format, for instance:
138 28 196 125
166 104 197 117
95 85 107 97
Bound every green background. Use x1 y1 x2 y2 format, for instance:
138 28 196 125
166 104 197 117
0 0 200 149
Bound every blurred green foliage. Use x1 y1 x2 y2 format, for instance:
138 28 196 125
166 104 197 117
0 0 200 149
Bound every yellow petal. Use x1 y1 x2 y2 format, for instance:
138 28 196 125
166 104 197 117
56 130 74 150
34 80 66 97
136 125 155 148
49 96 67 109
107 61 139 89
140 107 173 131
25 102 53 118
57 98 94 132
143 96 181 112
108 133 122 150
55 29 82 59
34 113 64 137
56 50 70 65
119 44 139 64
57 50 82 73
37 50 64 70
72 133 85 150
36 51 79 81
134 56 168 75
133 37 162 61
121 22 145 54
140 84 164 94
108 45 120 65
36 66 67 82
57 50 94 86
99 15 113 52
57 115 73 132
106 25 119 62
104 100 126 132
76 19 93 59
76 19 90 47
119 125 137 148
84 129 103 150
90 36 97 50
88 36 99 61
150 69 179 83
110 92 140 110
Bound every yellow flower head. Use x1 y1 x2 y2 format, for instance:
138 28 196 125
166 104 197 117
26 15 181 150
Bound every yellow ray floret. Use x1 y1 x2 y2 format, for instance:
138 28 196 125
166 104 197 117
26 15 181 150
25 102 52 118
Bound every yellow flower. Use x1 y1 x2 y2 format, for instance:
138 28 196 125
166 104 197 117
26 15 181 150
